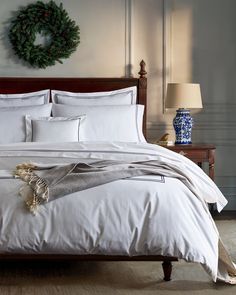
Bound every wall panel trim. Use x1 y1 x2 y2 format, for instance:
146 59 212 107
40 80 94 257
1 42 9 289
125 0 133 77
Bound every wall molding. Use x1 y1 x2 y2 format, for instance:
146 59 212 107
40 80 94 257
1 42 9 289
162 0 172 113
147 121 236 128
223 196 236 210
125 0 133 77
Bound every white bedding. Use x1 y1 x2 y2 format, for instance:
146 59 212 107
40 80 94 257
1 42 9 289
0 141 231 282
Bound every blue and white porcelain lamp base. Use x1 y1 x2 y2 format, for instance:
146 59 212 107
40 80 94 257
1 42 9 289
173 109 193 145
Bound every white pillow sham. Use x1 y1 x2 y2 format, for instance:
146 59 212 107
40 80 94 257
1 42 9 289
52 104 146 142
25 116 85 143
0 90 50 107
51 86 137 105
0 104 52 144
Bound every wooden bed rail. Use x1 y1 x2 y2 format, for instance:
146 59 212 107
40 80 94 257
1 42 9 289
0 254 177 281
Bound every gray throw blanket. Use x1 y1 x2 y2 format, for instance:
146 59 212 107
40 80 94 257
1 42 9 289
14 159 196 215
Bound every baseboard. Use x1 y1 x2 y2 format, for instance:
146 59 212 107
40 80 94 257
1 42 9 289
213 210 236 220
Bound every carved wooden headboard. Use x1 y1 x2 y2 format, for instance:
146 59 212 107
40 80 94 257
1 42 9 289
0 60 147 136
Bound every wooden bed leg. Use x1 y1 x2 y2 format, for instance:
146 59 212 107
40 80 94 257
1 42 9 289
162 260 172 281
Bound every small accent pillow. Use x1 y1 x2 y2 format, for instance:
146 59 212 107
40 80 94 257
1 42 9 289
52 104 146 142
0 104 52 144
51 86 137 105
0 90 50 107
25 116 86 142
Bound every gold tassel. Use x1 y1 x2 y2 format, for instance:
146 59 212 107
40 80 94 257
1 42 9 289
14 163 49 215
15 162 37 170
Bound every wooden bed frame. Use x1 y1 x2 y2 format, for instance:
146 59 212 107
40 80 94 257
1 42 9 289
0 60 178 281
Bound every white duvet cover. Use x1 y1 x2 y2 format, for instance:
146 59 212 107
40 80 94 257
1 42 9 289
0 141 231 282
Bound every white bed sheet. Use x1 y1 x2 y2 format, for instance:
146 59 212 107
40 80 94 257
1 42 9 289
0 141 229 282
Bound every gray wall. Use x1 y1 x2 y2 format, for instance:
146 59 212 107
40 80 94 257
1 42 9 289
161 0 236 209
0 0 236 208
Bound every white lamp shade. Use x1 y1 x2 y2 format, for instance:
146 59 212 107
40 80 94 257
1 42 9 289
165 83 203 109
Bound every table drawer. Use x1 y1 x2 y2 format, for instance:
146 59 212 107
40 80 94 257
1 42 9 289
163 144 215 180
176 149 208 161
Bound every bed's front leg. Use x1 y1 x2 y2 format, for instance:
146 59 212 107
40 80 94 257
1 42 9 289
162 260 172 281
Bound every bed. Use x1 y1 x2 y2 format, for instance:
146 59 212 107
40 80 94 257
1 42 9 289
0 61 235 284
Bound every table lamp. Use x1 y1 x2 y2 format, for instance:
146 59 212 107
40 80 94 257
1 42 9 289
165 83 203 144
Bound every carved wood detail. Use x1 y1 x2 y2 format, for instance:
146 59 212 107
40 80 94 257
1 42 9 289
138 60 147 78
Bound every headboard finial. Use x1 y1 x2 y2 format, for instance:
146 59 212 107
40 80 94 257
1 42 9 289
138 60 147 78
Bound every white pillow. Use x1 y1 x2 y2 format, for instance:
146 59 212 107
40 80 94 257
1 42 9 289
0 104 52 144
25 116 85 142
0 90 50 107
52 104 146 142
51 86 137 105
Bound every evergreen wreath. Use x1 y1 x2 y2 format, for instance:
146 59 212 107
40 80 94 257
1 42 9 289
8 1 80 69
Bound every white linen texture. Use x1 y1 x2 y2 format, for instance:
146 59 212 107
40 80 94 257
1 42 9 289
0 89 50 106
0 141 234 284
52 104 146 142
25 115 86 143
51 86 137 105
0 104 52 144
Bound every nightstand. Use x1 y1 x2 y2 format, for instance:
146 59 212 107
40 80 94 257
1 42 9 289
165 144 216 181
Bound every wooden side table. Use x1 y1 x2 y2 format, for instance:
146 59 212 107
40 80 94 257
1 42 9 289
164 144 216 181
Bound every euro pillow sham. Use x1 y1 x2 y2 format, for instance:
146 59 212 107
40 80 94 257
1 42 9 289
0 104 52 144
0 89 50 107
25 116 85 143
51 86 137 105
52 104 146 143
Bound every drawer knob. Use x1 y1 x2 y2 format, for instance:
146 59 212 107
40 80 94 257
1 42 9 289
179 151 187 156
